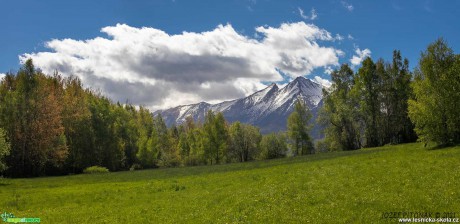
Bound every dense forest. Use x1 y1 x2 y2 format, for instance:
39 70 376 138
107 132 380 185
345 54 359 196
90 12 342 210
0 38 459 177
0 59 310 177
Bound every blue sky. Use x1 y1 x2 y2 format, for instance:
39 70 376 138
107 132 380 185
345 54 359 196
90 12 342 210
1 0 459 109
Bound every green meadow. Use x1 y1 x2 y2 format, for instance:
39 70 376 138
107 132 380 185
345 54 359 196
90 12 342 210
1 143 459 223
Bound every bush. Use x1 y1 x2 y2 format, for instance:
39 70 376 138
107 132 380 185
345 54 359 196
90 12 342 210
83 166 109 174
129 164 142 171
259 133 288 160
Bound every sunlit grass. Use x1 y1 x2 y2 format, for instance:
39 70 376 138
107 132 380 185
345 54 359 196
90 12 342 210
1 143 459 223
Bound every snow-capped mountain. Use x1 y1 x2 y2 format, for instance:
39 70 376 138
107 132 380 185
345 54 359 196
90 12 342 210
156 76 325 137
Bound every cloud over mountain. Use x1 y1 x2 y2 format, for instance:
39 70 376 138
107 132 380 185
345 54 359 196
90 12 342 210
21 22 343 110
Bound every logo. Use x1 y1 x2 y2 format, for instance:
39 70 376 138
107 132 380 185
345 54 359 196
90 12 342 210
1 212 40 223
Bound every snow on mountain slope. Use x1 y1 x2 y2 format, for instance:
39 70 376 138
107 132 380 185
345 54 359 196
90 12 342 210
156 76 324 137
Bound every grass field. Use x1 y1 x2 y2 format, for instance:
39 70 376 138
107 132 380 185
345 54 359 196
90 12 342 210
1 143 460 223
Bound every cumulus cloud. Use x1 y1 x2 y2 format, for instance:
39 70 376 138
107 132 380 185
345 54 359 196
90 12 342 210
313 76 332 88
341 1 354 11
347 34 354 40
350 48 371 66
298 7 317 20
21 22 342 110
0 73 5 80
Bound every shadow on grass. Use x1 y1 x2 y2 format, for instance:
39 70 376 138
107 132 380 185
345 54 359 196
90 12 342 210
9 143 421 187
63 143 404 184
0 178 12 186
425 143 460 151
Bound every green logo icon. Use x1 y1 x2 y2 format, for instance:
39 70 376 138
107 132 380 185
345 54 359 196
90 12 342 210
1 212 40 223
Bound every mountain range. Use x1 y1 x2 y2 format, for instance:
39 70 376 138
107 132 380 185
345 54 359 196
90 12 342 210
156 76 325 138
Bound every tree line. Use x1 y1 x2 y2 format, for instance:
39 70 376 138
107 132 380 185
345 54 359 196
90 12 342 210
319 38 460 151
0 38 459 177
0 60 311 177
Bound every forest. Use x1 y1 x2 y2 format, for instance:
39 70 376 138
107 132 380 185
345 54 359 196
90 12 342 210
0 38 459 177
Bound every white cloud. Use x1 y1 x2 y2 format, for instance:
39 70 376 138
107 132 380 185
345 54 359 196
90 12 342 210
298 7 318 20
298 7 308 19
350 48 371 66
324 66 334 75
21 22 342 110
0 73 5 80
341 1 354 11
335 34 344 41
313 76 332 88
310 8 318 20
347 34 354 40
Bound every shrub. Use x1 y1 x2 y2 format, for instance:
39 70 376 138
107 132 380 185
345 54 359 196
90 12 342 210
83 166 109 174
129 163 142 171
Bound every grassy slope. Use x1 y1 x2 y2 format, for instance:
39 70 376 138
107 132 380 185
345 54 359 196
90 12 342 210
1 143 459 223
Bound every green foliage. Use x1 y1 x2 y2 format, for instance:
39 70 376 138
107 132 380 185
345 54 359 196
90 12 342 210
0 128 10 172
0 60 68 176
228 121 262 162
287 100 314 155
379 51 416 144
202 111 228 164
0 60 153 176
321 50 416 150
259 132 287 159
83 166 109 174
135 107 155 168
319 63 361 151
355 57 380 147
409 38 460 145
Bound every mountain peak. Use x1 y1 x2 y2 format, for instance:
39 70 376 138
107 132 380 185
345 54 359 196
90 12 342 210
157 76 324 135
268 82 278 88
286 76 320 90
245 82 279 104
293 76 307 82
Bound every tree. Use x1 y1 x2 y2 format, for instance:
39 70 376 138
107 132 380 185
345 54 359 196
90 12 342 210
146 114 177 167
228 122 262 162
202 111 228 164
0 128 10 173
287 99 314 155
61 76 93 173
136 107 155 168
33 73 68 174
259 132 287 159
379 50 416 144
319 64 361 151
354 57 380 147
409 38 460 145
0 60 68 176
